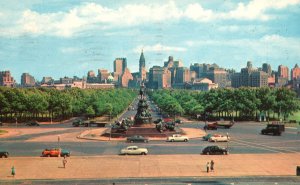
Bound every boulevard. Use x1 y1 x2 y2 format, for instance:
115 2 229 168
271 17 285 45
1 99 300 157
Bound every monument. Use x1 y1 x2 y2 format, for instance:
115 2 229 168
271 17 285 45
134 84 152 125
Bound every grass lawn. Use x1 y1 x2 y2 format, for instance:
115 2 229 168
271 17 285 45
288 111 300 122
0 130 8 135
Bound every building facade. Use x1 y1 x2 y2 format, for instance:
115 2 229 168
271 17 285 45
0 71 15 87
21 73 35 87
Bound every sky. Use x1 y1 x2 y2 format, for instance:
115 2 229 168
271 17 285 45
0 0 300 83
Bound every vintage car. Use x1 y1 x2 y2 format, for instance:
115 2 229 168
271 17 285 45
42 148 70 157
127 135 149 143
0 150 9 158
203 122 218 130
167 134 189 142
261 123 284 136
120 146 148 155
202 146 228 155
209 134 230 142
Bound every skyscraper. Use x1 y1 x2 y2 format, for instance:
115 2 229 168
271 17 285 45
114 58 127 74
0 71 15 87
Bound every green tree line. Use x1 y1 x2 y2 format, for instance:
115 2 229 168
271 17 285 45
148 87 300 121
0 87 136 122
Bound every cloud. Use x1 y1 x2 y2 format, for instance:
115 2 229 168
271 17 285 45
134 44 186 53
185 34 300 59
1 0 299 37
226 0 300 20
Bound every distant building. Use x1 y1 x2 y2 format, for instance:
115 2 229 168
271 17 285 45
60 77 73 84
0 71 15 87
276 65 289 87
98 69 110 83
120 68 133 88
139 50 147 80
232 61 268 88
188 78 218 91
114 58 127 74
292 78 300 97
174 67 190 84
206 68 228 88
148 66 172 89
291 64 300 80
21 73 35 87
41 77 53 85
262 63 272 77
87 70 99 83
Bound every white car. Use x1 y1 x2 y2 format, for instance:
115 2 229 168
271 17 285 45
167 134 189 142
120 146 148 155
209 135 230 142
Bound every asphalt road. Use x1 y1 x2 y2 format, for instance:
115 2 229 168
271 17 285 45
1 176 300 185
1 97 300 157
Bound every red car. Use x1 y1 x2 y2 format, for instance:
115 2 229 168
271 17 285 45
204 122 218 130
42 148 70 157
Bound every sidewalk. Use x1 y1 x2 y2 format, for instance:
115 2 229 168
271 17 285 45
0 154 299 180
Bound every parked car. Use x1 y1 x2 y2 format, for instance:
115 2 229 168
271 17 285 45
261 123 284 136
202 146 228 155
204 122 218 130
167 134 189 142
0 150 9 158
127 135 149 143
42 148 70 157
120 146 148 155
25 121 40 126
209 134 230 142
202 133 213 141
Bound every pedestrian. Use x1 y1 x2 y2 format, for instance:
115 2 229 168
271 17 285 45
226 132 229 139
11 166 15 177
210 160 214 172
206 162 210 173
63 156 67 168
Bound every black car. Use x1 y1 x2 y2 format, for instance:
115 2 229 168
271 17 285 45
127 135 149 143
261 124 283 136
25 121 40 126
0 151 9 158
202 146 228 155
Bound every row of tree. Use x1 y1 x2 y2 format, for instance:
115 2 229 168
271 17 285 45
148 87 300 121
0 87 136 122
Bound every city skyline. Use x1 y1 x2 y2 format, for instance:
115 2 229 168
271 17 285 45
1 0 300 82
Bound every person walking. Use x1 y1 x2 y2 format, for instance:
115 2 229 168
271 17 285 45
11 166 15 177
63 156 67 168
206 162 210 173
210 160 214 172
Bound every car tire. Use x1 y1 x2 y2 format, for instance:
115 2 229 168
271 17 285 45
141 152 147 155
47 154 50 157
130 140 133 143
144 140 148 143
206 152 210 155
171 139 174 142
184 139 188 142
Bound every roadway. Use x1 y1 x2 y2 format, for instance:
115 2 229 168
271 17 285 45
0 97 300 157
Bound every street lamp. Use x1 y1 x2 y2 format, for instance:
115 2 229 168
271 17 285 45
109 123 112 141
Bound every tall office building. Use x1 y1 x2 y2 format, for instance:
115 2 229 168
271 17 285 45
114 58 127 74
262 63 272 76
278 65 289 78
0 71 15 87
206 68 228 88
174 67 190 84
291 64 300 80
21 73 35 87
276 65 289 87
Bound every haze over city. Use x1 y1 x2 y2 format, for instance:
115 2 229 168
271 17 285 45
0 0 300 82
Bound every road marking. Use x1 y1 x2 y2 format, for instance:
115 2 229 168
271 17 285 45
231 140 282 153
232 139 299 153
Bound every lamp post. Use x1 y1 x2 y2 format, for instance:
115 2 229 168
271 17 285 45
109 123 112 141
